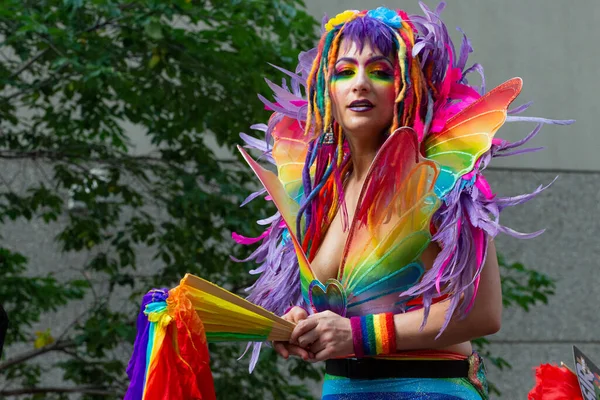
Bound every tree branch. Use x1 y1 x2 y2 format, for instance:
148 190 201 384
59 348 90 364
7 5 143 80
0 385 118 397
0 149 164 165
0 149 238 167
8 49 48 79
0 339 75 371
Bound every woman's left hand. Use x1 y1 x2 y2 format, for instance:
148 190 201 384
289 310 354 362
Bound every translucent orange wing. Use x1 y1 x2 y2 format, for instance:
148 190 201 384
424 78 522 197
338 128 441 316
238 146 316 305
271 115 316 204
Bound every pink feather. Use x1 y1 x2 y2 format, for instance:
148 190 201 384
475 175 494 199
232 229 270 245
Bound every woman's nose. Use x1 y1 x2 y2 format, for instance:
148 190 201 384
352 69 371 94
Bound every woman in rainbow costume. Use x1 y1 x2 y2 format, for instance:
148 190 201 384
125 3 573 399
234 4 572 400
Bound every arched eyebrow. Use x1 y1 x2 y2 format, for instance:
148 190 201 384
335 55 393 68
366 56 394 66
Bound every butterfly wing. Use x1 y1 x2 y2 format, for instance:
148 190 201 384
238 146 316 305
424 77 523 198
271 115 316 204
338 128 441 316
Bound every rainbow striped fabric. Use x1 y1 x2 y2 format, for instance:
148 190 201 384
124 288 216 400
125 275 296 399
351 313 396 357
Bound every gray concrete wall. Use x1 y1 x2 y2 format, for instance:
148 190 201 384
484 168 600 398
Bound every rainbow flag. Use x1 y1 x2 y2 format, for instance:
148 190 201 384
125 274 294 399
125 286 216 400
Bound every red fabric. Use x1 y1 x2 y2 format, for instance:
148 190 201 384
384 313 396 354
175 316 216 400
144 287 216 400
406 294 449 308
144 324 191 400
143 321 216 400
528 364 583 400
171 287 216 400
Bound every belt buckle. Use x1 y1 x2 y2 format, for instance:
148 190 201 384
479 356 488 375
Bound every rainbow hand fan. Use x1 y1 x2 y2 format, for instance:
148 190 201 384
180 274 295 342
124 274 295 400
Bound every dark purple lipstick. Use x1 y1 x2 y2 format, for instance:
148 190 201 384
348 99 374 112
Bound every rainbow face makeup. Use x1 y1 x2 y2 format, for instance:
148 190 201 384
331 56 395 85
328 41 398 137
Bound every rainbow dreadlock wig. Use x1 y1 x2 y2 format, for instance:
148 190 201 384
297 8 446 263
300 10 416 255
235 3 573 372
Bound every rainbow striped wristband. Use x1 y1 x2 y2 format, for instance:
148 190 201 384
350 313 396 357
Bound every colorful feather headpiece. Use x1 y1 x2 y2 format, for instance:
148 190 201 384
305 7 429 145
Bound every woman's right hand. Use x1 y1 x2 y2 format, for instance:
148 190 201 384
273 306 314 361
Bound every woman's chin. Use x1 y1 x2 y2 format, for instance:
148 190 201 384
343 121 389 138
343 111 392 127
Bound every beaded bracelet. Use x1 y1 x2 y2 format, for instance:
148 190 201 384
350 313 396 357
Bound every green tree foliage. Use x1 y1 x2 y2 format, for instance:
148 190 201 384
0 1 556 399
0 0 320 398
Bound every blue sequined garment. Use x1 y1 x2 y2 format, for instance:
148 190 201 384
321 353 489 400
